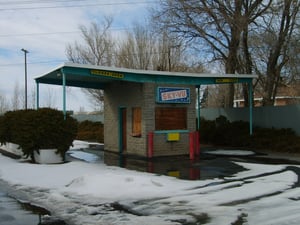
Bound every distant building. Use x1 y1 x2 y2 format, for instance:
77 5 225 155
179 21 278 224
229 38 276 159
234 81 300 107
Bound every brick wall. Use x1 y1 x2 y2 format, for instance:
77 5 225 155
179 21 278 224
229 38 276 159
104 81 146 154
150 84 196 156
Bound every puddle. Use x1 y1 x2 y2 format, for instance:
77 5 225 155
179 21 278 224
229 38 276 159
68 146 300 181
68 148 247 180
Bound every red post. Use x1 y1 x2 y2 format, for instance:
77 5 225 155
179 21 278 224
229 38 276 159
189 132 195 160
147 132 154 158
195 131 200 156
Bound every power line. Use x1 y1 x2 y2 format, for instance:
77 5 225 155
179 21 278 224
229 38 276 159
0 48 185 67
0 31 79 38
0 0 158 11
0 27 131 38
0 0 92 5
0 59 66 67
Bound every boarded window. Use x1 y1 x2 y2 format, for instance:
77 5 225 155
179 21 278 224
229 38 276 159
155 107 187 130
132 107 142 137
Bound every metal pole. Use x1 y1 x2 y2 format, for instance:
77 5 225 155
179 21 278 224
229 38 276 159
249 81 253 135
197 86 201 130
21 48 29 109
62 71 66 120
36 81 39 109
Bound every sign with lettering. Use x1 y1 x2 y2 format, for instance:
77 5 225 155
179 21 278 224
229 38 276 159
157 87 190 104
90 69 124 79
215 78 238 83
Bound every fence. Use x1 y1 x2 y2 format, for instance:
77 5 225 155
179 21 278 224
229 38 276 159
200 104 300 135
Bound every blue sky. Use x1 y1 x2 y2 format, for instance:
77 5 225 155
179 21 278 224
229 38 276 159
0 0 156 112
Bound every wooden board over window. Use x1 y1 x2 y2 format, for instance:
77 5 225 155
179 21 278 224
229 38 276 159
132 107 142 137
155 107 187 130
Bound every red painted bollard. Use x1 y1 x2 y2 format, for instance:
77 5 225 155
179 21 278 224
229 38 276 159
147 132 154 158
189 132 195 160
195 131 200 156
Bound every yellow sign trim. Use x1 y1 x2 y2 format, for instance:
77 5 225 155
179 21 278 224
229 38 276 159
215 78 238 83
91 69 124 79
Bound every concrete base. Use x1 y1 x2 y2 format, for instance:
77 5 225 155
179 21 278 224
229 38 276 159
34 149 63 164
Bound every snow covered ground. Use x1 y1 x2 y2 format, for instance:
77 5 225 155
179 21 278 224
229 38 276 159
0 141 300 225
205 149 256 156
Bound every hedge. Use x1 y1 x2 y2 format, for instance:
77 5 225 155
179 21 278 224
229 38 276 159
0 108 78 161
199 116 300 153
76 120 104 143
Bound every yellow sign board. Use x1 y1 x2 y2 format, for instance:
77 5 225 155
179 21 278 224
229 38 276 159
90 69 124 79
167 170 180 178
167 132 180 141
215 78 238 83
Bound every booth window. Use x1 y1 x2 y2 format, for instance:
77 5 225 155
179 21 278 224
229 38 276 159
155 107 187 130
132 107 142 137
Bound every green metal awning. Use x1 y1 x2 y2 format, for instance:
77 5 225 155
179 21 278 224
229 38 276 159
35 62 256 88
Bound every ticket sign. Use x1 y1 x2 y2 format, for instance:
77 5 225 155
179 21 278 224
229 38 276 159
157 87 190 103
90 69 124 79
215 78 238 83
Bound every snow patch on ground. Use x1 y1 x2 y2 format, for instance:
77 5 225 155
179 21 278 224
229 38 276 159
68 150 99 162
205 149 256 156
1 141 300 225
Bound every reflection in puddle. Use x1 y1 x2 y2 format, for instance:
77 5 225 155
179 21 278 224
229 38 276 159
71 148 246 180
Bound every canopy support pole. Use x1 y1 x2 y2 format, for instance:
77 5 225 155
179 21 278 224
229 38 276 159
36 81 39 109
249 81 253 135
197 85 201 130
62 69 66 120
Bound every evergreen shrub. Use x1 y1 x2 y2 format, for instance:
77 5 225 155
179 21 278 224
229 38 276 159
77 120 104 143
199 116 300 152
0 108 78 161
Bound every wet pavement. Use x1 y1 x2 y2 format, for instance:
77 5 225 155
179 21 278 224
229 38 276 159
0 181 67 225
70 146 300 181
0 190 39 225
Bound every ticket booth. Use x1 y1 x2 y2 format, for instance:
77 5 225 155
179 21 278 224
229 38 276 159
104 82 197 157
35 63 256 158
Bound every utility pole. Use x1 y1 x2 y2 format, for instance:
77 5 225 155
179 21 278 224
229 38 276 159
21 48 29 109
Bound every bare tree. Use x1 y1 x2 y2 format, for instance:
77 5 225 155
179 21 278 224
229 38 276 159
153 32 187 72
284 35 300 82
117 23 203 73
152 0 272 107
66 16 115 65
116 23 155 70
11 82 23 110
66 17 115 110
44 87 57 108
257 0 300 105
0 94 9 114
28 88 36 109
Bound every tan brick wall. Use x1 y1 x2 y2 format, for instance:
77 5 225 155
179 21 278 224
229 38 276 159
104 81 147 154
152 132 190 156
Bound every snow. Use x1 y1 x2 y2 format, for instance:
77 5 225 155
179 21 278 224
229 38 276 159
1 141 300 225
205 149 256 156
68 150 100 162
70 140 91 150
